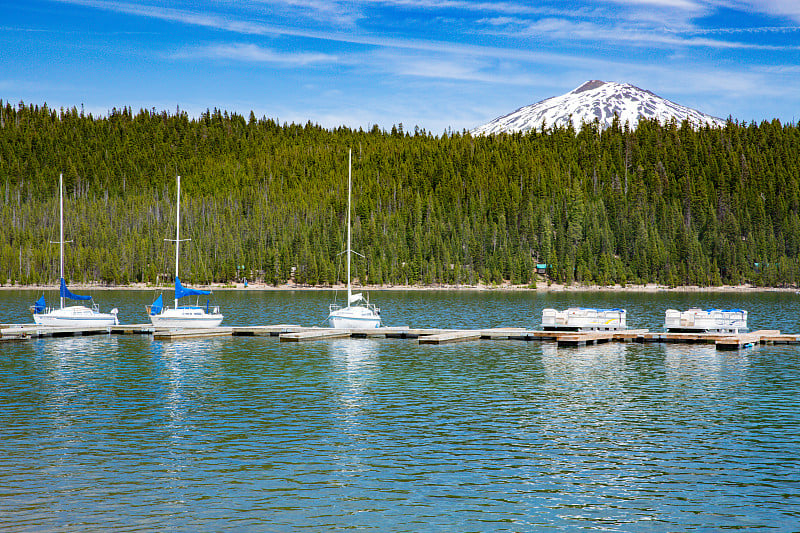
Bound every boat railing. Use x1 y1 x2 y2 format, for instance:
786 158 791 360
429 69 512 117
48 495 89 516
329 301 380 315
542 307 627 331
664 308 748 332
30 305 102 315
147 304 220 315
179 305 221 314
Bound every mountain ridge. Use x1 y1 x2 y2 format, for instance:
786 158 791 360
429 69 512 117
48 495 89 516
473 80 727 135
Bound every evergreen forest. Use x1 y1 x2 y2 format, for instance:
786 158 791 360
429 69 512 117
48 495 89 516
1 100 800 288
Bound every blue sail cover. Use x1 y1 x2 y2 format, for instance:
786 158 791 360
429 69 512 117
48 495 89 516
33 295 46 313
149 294 163 316
60 277 91 301
174 276 210 300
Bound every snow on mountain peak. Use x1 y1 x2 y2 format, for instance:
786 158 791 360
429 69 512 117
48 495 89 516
472 81 726 135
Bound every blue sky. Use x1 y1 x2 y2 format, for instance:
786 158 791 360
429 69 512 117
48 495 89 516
2 0 799 133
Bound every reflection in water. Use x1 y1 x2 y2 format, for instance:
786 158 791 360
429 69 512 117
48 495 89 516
327 338 380 477
36 335 122 434
329 338 379 408
540 341 628 379
539 341 630 414
147 339 227 496
150 339 202 429
148 339 202 511
537 341 633 448
531 340 782 531
36 335 121 382
1 291 799 531
663 342 750 383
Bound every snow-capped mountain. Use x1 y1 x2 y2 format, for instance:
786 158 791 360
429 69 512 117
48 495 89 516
472 80 727 135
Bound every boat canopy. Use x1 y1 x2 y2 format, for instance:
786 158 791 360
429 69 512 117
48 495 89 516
149 294 163 316
33 296 46 313
175 276 211 299
60 277 91 301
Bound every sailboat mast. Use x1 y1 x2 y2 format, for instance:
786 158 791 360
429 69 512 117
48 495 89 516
59 173 64 310
346 149 352 304
175 175 181 310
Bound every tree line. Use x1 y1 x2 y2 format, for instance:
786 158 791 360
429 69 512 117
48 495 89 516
1 100 799 288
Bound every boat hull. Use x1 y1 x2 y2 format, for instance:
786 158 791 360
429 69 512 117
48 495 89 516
328 306 381 329
150 307 223 328
33 305 119 327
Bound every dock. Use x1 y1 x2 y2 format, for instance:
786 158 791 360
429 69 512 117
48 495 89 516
111 323 156 335
153 327 234 340
639 329 792 349
556 331 614 347
3 323 800 350
232 325 302 336
1 323 154 341
555 329 651 347
713 330 783 350
419 330 481 345
279 329 352 342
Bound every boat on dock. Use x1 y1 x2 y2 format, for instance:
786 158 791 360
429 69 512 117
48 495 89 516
664 308 747 334
31 173 119 327
327 149 381 329
541 307 627 331
147 175 223 328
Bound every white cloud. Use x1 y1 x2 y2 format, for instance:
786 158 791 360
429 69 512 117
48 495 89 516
173 43 338 65
733 0 800 23
47 0 617 64
602 0 704 10
360 0 562 17
516 16 797 50
245 0 364 26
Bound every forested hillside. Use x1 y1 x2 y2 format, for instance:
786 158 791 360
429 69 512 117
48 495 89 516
1 100 799 288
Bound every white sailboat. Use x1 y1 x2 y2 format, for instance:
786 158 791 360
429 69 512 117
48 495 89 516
147 175 223 328
327 150 381 329
31 173 119 326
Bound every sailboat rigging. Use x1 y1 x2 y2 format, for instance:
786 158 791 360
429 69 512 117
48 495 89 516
327 149 381 329
147 175 223 328
31 173 119 326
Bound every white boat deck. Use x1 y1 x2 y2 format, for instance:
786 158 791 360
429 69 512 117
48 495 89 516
542 307 627 331
664 308 747 333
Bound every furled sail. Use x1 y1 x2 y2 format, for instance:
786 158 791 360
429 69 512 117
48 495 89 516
174 276 211 300
60 278 91 301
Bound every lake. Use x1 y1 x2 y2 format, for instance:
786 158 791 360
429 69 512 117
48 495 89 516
1 289 799 531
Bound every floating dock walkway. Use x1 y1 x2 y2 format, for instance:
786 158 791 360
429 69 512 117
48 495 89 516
2 324 799 350
0 323 155 340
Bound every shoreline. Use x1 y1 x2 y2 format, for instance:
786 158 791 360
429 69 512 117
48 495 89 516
2 281 797 293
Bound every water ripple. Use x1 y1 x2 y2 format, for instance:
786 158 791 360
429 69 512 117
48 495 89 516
1 292 800 531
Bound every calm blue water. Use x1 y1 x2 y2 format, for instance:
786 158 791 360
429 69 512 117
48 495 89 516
1 290 799 531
